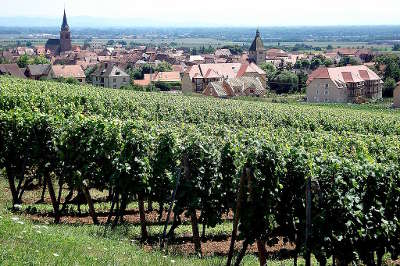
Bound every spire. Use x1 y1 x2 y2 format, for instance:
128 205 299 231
61 8 69 31
249 28 264 52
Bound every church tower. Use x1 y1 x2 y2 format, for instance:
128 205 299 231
249 29 266 65
60 9 72 53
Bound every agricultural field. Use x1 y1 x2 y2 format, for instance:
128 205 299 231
1 76 400 265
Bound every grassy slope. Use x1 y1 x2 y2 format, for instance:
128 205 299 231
0 177 306 266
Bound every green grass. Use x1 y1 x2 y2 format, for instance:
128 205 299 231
0 177 319 265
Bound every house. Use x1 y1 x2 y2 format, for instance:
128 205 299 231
48 65 85 83
306 65 383 103
215 49 232 58
0 64 26 78
203 77 266 98
249 29 266 65
182 62 266 93
188 55 205 65
0 51 14 62
134 71 181 89
394 82 400 108
91 63 130 89
25 64 51 80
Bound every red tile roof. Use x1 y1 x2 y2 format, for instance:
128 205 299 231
51 65 85 78
341 72 354 83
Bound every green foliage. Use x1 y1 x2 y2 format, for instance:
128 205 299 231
1 76 400 264
33 56 50 65
84 65 97 83
155 61 172 72
260 62 277 81
294 59 311 70
55 77 80 85
16 54 30 68
271 70 299 94
310 57 323 70
200 45 215 54
338 56 361 67
117 40 127 46
393 43 400 51
383 78 396 97
154 81 181 91
107 40 115 46
17 55 50 68
221 45 243 55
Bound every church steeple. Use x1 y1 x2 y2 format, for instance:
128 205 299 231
61 9 69 31
60 8 72 53
248 28 266 65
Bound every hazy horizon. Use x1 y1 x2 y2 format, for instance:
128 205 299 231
1 0 400 27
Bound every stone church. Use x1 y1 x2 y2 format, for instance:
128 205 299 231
249 29 266 65
45 9 72 55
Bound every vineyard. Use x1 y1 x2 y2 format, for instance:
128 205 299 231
1 76 400 265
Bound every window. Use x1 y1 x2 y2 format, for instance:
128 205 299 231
123 78 126 82
113 78 116 83
325 84 329 89
113 85 116 88
316 89 319 95
324 89 329 95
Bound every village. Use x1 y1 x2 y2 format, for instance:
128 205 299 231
1 9 400 107
3 1 400 265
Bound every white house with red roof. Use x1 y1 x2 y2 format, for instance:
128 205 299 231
182 62 266 93
306 65 383 103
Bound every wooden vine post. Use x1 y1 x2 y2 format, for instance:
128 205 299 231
305 176 312 266
227 167 267 266
227 168 247 266
183 154 202 256
160 169 181 249
247 168 267 266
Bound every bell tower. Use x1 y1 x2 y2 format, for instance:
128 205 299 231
60 9 72 53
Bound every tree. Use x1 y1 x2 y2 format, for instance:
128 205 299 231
297 72 309 93
130 68 144 80
324 58 334 67
383 78 396 97
17 54 32 68
141 64 155 75
271 70 299 94
118 40 127 46
221 45 243 55
107 40 115 46
260 62 277 81
326 44 333 50
26 41 32 47
56 77 79 85
393 44 400 51
338 56 361 67
33 56 50 65
310 57 323 70
85 66 97 83
384 61 400 82
155 61 172 72
17 55 49 68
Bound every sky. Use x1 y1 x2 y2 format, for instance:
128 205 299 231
1 0 400 27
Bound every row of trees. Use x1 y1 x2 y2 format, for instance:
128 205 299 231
16 54 50 68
